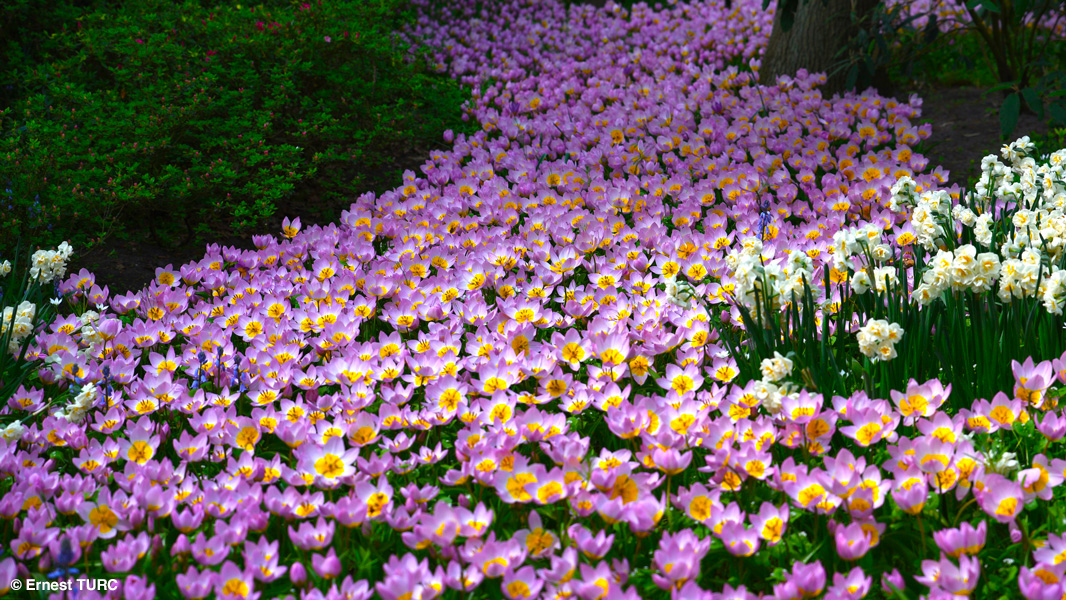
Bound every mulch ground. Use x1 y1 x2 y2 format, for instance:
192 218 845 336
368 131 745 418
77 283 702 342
66 80 1049 298
917 85 1049 189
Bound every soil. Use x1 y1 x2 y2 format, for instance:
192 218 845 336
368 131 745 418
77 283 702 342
65 83 1051 298
914 85 1050 190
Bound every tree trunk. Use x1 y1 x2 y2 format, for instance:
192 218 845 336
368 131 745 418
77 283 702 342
759 0 880 97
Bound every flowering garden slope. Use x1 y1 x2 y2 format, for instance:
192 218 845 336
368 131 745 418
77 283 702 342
4 0 1066 599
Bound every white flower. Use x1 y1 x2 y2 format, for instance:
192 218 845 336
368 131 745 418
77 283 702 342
911 284 936 306
871 243 893 262
1042 270 1066 315
662 274 696 309
850 270 871 295
984 450 1020 475
911 203 945 250
752 380 779 402
831 229 858 269
950 245 978 290
1012 209 1032 230
874 342 898 361
889 176 917 212
759 351 794 383
0 260 10 277
0 301 37 353
0 421 25 442
63 406 90 424
28 242 74 285
70 383 98 411
974 213 994 246
952 205 977 227
872 267 898 293
1002 136 1035 166
857 318 903 362
918 190 952 216
761 389 785 416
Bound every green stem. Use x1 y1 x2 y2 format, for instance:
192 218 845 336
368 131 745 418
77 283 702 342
952 498 978 528
917 513 928 558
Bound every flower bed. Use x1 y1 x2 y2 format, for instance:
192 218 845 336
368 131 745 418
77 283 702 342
2 0 1065 599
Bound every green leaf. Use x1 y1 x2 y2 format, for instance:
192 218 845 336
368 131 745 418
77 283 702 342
846 65 859 91
1021 87 1043 120
1000 92 1021 139
779 0 800 32
1048 102 1066 127
967 0 1001 12
987 81 1017 93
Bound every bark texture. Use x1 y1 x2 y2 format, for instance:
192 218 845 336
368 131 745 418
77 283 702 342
759 0 880 96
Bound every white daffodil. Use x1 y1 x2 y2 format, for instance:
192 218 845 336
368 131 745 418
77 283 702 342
857 318 903 362
0 421 25 442
759 351 794 383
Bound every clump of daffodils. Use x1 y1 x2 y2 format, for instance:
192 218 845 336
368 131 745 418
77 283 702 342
875 137 1066 313
56 383 98 424
857 318 904 362
830 222 886 270
909 244 1002 306
77 310 108 354
1 301 37 353
662 273 699 309
727 236 816 312
755 351 799 416
889 183 954 251
1041 269 1066 315
759 350 794 383
30 241 74 285
851 266 899 295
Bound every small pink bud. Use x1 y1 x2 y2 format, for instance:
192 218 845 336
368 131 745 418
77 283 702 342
290 561 307 586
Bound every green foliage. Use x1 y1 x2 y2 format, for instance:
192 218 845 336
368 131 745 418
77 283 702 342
0 0 474 251
1033 126 1066 152
888 27 1002 90
995 63 1066 139
713 266 852 399
717 143 1066 408
719 240 1066 410
830 1 947 94
0 241 67 409
823 0 1065 136
0 0 116 107
956 0 1066 138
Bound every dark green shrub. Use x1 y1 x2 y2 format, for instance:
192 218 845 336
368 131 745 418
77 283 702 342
887 28 1000 90
960 0 1066 138
1 0 473 251
0 0 115 107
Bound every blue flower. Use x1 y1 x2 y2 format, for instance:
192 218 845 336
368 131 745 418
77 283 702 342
56 537 75 564
47 567 80 579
